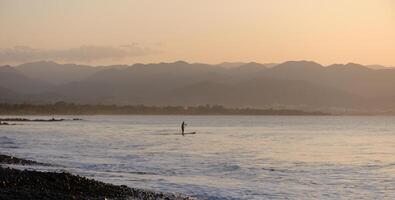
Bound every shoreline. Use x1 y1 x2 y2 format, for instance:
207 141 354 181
0 103 330 116
0 154 195 200
0 117 82 122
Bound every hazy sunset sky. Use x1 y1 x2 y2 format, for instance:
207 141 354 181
0 0 394 66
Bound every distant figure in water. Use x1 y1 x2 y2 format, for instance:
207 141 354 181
181 121 187 136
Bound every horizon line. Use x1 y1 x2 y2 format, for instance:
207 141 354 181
2 60 394 69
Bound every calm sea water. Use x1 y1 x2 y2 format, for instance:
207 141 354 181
1 115 395 199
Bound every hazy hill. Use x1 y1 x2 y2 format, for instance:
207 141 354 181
225 62 267 78
1 60 395 111
159 78 363 109
15 61 130 85
51 61 229 104
366 65 394 70
0 66 50 94
217 62 247 68
16 61 101 85
264 62 395 99
217 62 277 69
0 86 19 102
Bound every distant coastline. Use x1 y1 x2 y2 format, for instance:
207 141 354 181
0 103 328 116
2 60 395 112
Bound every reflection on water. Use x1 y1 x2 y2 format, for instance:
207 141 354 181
1 115 395 199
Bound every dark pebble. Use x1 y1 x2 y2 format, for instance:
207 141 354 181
0 154 196 200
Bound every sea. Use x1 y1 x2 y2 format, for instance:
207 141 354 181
1 115 395 199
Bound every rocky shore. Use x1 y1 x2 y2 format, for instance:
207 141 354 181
0 154 195 200
0 118 83 122
0 154 49 166
0 121 11 125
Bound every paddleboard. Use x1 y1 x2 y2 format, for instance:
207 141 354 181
182 132 196 135
157 132 196 135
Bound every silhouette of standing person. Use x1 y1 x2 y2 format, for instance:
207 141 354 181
181 121 187 136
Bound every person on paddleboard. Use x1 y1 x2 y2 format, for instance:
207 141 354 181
181 121 187 136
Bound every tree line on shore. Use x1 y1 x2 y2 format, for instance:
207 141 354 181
0 102 326 115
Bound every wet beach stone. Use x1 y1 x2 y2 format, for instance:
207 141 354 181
0 154 195 200
0 154 46 165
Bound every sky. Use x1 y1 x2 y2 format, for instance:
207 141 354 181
0 0 394 66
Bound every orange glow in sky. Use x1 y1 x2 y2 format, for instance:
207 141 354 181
0 0 394 66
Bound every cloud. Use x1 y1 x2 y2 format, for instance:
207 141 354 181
0 44 161 63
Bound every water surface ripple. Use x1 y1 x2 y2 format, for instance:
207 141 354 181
1 115 395 199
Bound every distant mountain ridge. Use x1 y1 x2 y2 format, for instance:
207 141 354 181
1 60 395 112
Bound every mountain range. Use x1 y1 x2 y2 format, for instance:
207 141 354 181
1 60 395 112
